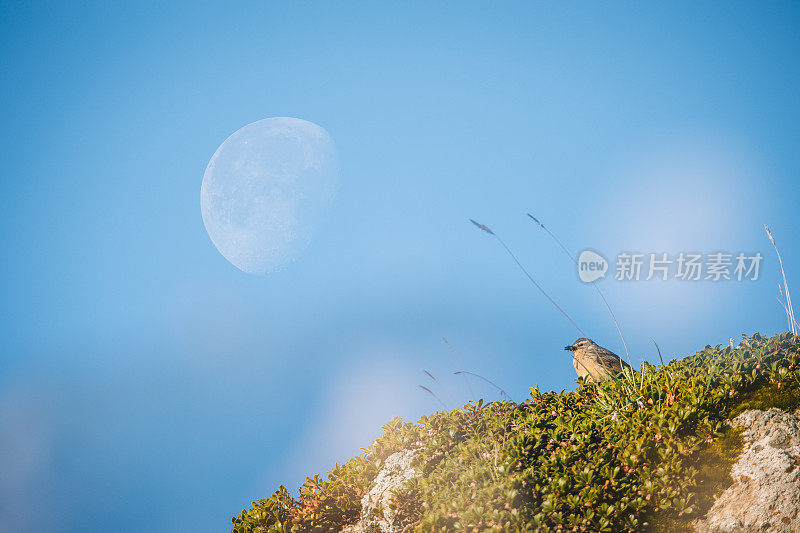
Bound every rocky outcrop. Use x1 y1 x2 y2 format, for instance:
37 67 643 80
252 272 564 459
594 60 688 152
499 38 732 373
342 409 800 533
341 449 419 533
694 409 800 533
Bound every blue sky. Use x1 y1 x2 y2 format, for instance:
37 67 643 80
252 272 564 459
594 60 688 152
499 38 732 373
2 2 800 531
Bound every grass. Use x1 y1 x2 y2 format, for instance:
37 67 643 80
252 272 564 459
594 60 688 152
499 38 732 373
232 331 800 533
470 218 587 338
766 225 798 334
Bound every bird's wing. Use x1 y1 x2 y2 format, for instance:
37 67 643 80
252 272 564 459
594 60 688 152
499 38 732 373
595 347 630 372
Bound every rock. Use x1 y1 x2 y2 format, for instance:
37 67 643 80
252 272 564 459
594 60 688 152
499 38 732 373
694 408 800 533
341 449 419 533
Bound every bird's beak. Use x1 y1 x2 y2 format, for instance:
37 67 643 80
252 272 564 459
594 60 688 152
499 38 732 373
564 345 576 351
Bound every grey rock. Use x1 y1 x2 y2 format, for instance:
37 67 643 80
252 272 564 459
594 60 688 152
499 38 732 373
341 449 419 533
694 408 800 533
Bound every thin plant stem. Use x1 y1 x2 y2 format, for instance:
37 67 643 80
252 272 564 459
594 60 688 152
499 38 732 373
766 225 797 334
470 219 586 337
443 337 475 401
454 371 515 403
528 213 631 367
418 385 448 410
424 369 457 407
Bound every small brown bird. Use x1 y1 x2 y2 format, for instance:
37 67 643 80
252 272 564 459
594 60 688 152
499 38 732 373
564 338 631 382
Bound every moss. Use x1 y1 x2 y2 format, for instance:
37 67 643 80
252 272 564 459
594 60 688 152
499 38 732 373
645 426 744 532
729 381 800 417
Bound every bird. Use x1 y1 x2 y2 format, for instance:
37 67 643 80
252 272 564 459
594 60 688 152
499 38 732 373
564 338 631 382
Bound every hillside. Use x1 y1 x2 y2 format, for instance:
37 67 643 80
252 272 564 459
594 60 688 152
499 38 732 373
232 332 800 532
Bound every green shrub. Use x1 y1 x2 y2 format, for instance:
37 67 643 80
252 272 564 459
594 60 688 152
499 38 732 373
232 332 800 532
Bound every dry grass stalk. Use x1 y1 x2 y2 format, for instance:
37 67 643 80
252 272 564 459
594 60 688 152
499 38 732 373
765 225 797 334
469 218 586 337
527 213 631 367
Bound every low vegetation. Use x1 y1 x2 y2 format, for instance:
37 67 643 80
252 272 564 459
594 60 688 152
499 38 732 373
232 332 800 532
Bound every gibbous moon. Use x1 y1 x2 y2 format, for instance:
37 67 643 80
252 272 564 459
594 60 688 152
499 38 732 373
200 117 338 274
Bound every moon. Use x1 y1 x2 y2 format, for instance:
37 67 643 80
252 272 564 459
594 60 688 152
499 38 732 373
200 117 338 274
